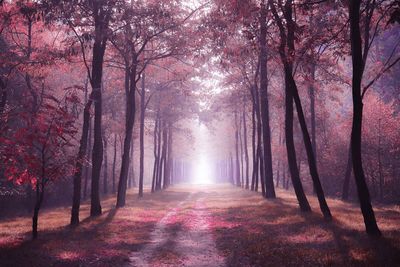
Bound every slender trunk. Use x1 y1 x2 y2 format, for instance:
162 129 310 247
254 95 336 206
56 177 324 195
32 182 44 239
284 68 311 212
112 134 117 194
309 63 317 163
71 96 92 226
162 123 169 189
103 134 108 195
139 72 146 197
165 125 173 188
281 0 331 219
130 139 136 188
229 153 234 185
84 116 92 199
90 17 108 217
259 1 275 198
234 111 241 186
151 115 159 192
251 93 257 191
291 76 331 218
349 0 381 235
243 109 250 189
116 60 137 208
342 145 352 200
156 118 163 190
378 118 383 201
239 113 244 187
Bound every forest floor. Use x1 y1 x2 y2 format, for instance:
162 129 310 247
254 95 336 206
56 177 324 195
0 184 399 266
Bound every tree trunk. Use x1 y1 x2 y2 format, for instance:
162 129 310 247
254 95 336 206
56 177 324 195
259 1 275 198
71 96 92 226
89 17 108 216
229 153 234 185
290 75 332 219
284 68 311 212
151 115 159 192
116 60 137 208
243 109 249 189
251 93 257 191
239 113 244 187
139 72 146 197
156 118 163 190
342 145 352 200
234 111 241 186
84 116 92 200
309 63 317 163
32 182 44 240
162 123 169 189
103 133 108 195
112 134 117 194
349 0 381 235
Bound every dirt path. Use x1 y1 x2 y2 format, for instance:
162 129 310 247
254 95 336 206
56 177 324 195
128 193 225 267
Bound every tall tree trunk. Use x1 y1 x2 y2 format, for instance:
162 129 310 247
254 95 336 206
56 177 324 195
103 133 108 195
342 146 352 200
243 109 250 189
84 116 92 200
151 115 159 192
229 153 234 185
130 139 136 188
282 0 331 219
291 76 331 218
284 69 311 212
139 72 146 197
251 93 257 191
349 0 381 235
269 0 311 213
71 96 92 226
239 113 244 187
309 63 317 164
112 134 117 194
165 125 173 188
116 59 137 208
259 1 275 198
234 111 241 186
89 15 108 216
160 121 167 189
156 118 163 190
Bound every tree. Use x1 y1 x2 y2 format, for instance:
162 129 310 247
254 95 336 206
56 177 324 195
1 89 77 239
348 0 381 235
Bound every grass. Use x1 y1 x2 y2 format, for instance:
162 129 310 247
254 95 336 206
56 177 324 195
203 186 400 266
0 184 399 266
0 187 191 267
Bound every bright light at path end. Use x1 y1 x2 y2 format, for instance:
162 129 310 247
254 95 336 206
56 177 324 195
192 156 213 184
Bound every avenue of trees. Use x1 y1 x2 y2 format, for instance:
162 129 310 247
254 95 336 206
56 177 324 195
0 0 399 239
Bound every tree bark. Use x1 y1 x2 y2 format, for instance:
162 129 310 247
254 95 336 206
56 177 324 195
103 133 108 195
349 0 381 235
259 1 275 198
32 182 44 239
139 72 146 197
71 96 92 226
243 109 249 189
89 9 108 216
342 145 352 200
234 111 241 186
112 134 117 194
151 115 159 192
251 91 257 191
116 59 137 208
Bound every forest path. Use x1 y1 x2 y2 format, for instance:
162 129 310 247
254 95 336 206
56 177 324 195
128 188 225 267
